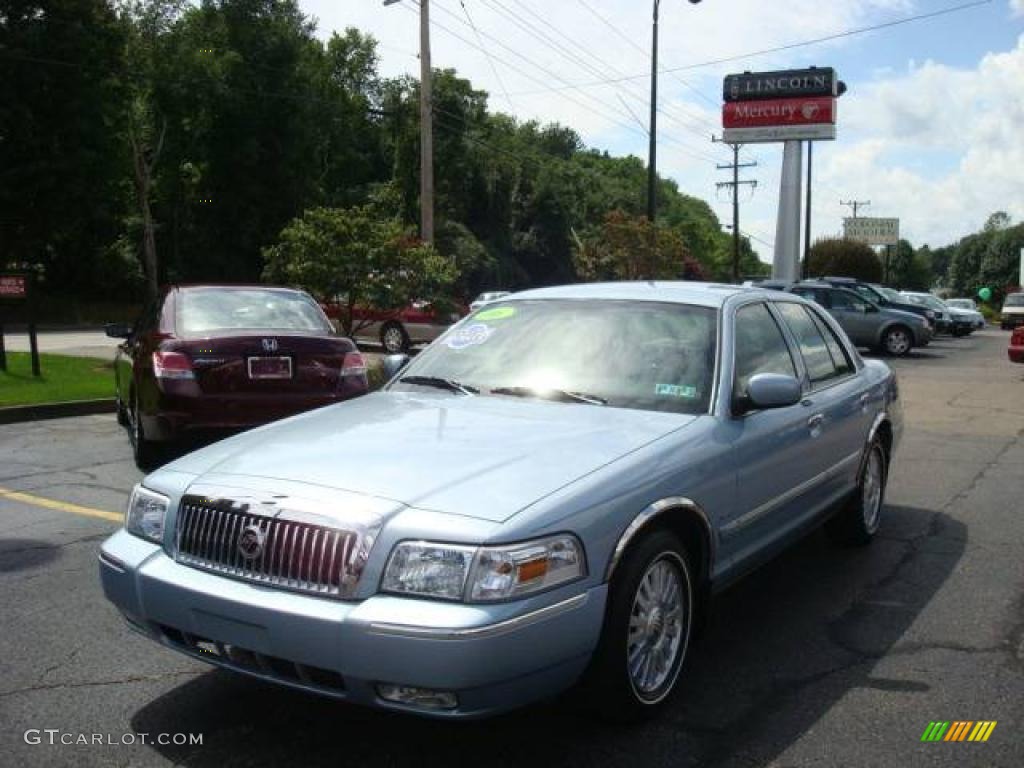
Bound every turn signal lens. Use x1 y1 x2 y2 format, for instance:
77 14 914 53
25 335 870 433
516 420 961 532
152 351 195 380
467 534 585 603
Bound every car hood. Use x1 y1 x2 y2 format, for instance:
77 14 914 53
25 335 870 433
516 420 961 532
164 392 696 522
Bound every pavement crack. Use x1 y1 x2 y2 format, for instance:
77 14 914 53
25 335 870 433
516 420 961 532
0 670 198 699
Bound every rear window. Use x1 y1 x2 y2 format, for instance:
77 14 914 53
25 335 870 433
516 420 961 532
179 288 333 335
1005 294 1024 307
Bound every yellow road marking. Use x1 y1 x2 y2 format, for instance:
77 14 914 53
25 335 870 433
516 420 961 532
0 486 122 523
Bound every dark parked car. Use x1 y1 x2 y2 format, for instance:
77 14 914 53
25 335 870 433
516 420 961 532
106 285 368 468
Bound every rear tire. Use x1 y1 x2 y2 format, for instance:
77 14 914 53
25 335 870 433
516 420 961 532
580 529 696 722
380 322 410 354
881 325 912 357
129 392 161 471
827 438 887 546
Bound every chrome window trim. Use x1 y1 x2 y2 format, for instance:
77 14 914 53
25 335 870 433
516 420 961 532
721 449 862 535
366 593 589 640
604 496 714 582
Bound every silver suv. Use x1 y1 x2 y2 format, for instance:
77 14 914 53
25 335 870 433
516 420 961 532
789 283 932 356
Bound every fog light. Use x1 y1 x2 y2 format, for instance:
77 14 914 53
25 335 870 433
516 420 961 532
377 683 458 710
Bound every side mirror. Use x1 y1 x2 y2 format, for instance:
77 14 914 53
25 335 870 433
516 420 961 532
745 373 802 411
104 322 133 339
382 353 411 381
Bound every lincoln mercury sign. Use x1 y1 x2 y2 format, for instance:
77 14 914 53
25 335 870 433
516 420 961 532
844 217 900 246
721 68 840 144
723 67 838 102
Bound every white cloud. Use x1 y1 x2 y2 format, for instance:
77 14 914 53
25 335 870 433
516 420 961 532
1011 0 1024 18
818 35 1024 248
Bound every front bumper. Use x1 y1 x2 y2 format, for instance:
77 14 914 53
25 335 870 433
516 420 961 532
99 530 606 718
1009 343 1024 364
1002 314 1024 329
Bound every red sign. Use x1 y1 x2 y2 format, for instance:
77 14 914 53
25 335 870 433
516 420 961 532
0 275 27 299
723 96 836 129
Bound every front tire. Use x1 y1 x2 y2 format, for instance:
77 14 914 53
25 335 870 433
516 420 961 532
380 322 410 354
827 438 887 546
581 529 695 721
881 325 912 357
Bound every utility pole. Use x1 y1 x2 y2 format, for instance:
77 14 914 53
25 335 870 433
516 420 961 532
384 0 433 244
840 199 870 219
714 140 757 283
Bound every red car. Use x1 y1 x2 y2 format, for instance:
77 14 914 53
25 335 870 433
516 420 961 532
322 300 465 354
106 285 368 468
1009 326 1024 364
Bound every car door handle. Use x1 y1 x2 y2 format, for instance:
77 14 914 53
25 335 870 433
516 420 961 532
807 413 825 430
858 393 870 409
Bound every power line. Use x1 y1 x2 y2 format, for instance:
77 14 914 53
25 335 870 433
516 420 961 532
408 0 723 165
458 0 515 111
510 0 994 92
485 0 729 153
714 140 758 282
841 199 871 218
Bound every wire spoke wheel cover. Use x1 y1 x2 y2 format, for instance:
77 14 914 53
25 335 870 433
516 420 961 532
885 328 910 355
861 444 884 533
626 552 692 703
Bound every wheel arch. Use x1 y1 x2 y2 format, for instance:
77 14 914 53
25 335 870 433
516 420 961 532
604 497 715 589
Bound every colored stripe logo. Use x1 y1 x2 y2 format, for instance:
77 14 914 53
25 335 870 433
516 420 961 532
921 721 996 742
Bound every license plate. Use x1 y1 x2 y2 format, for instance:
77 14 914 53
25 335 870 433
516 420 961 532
247 356 292 380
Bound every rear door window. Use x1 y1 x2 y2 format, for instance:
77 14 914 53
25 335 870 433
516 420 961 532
774 302 839 385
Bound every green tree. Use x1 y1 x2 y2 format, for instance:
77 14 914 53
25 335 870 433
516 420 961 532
807 238 883 282
0 0 127 293
261 206 458 335
574 210 707 282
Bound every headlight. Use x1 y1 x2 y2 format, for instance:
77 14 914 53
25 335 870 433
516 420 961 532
924 310 935 319
381 534 586 602
125 484 168 543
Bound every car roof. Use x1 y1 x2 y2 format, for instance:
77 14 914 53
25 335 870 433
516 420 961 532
168 284 310 294
506 281 754 308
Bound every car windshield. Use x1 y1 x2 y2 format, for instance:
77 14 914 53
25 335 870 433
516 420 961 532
905 294 947 311
392 299 718 415
874 285 903 302
946 299 974 309
179 288 333 335
849 283 884 302
1005 294 1024 307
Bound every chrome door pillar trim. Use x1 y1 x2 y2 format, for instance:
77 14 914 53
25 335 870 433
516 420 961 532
604 497 714 582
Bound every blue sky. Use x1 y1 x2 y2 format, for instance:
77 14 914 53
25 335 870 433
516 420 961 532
305 1 1024 265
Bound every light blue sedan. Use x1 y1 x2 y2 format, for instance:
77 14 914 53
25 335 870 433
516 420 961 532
99 282 902 720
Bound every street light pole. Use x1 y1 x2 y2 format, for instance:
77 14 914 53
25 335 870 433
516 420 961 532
647 0 660 223
385 0 433 244
648 0 702 224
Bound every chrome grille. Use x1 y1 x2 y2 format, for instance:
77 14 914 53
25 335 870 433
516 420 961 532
174 496 362 598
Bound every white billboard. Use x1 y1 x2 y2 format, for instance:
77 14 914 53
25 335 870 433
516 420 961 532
844 217 899 246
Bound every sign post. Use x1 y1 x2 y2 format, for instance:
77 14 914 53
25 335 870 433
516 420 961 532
0 272 40 377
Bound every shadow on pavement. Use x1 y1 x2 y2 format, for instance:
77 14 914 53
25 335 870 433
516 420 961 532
132 505 964 768
0 538 64 573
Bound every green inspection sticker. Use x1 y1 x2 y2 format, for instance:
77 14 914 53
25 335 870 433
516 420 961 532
475 306 516 321
655 383 698 399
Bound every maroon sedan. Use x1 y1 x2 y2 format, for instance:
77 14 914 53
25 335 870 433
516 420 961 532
106 285 368 468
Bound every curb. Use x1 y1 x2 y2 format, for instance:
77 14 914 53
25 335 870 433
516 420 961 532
0 399 115 425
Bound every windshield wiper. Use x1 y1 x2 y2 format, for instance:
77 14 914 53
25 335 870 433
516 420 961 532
490 386 607 406
399 376 479 395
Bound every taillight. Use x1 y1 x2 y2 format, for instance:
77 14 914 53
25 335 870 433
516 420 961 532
341 351 367 378
152 351 195 380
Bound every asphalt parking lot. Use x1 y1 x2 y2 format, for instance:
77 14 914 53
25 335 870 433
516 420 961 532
1 330 1021 767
